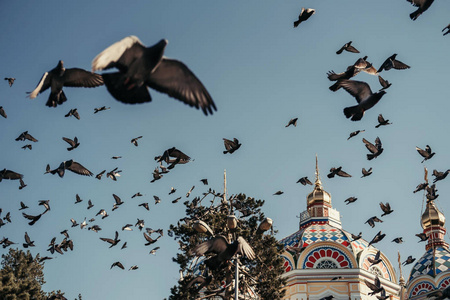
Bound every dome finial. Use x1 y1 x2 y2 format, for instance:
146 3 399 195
315 154 322 189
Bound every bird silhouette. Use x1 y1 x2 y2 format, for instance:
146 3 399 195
378 76 392 90
368 231 386 246
443 24 450 36
28 60 103 107
4 77 15 87
402 255 416 265
336 41 360 55
297 177 313 185
375 114 392 128
347 130 365 140
293 8 315 27
365 216 383 228
416 232 429 242
363 137 383 160
100 231 120 248
407 0 434 20
0 169 23 182
65 108 80 120
223 138 241 154
94 106 110 114
111 261 125 270
285 118 298 127
351 232 362 241
327 167 351 178
432 169 450 183
46 160 93 178
334 80 386 121
0 107 6 119
379 202 393 216
416 145 435 163
23 232 35 248
131 136 143 146
15 131 38 142
377 54 410 73
368 250 382 265
344 197 357 205
364 275 383 295
392 237 403 244
361 167 373 178
62 137 80 151
92 36 216 115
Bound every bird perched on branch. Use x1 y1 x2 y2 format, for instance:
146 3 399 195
27 60 103 107
92 36 216 115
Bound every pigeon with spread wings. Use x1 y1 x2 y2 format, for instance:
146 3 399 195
92 36 216 115
363 137 383 160
27 60 103 107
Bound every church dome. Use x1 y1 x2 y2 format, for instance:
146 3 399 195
421 201 445 229
307 182 331 206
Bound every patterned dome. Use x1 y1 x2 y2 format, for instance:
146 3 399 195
409 246 450 281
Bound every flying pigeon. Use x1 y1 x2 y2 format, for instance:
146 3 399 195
379 202 393 217
363 137 383 160
365 275 383 295
416 232 429 242
347 130 365 140
28 60 104 107
131 136 143 146
100 231 120 248
200 179 208 185
45 160 93 177
111 261 125 270
65 108 80 120
62 137 80 151
285 118 298 127
351 232 362 241
365 216 383 228
368 250 382 265
297 177 313 185
223 138 241 154
432 169 450 183
344 197 357 205
156 147 191 169
21 144 32 150
378 54 410 73
23 232 35 248
327 167 351 178
4 77 15 87
375 114 392 128
378 76 392 90
0 169 23 182
392 237 403 244
94 106 110 114
368 231 386 246
95 170 106 180
407 0 434 21
293 8 315 27
336 41 360 55
361 167 373 178
402 255 416 265
91 36 216 115
416 145 435 163
334 79 386 121
15 131 38 142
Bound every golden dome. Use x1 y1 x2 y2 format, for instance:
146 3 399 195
307 155 331 205
421 201 445 229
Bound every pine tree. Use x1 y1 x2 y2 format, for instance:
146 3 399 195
0 248 66 300
168 191 286 300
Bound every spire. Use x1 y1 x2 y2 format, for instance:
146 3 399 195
421 200 448 251
314 154 323 189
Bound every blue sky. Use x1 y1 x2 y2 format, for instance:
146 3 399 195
1 0 450 298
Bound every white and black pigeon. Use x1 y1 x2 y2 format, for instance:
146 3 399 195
91 36 216 115
334 79 386 121
27 60 103 107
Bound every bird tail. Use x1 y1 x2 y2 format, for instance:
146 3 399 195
343 105 364 121
102 72 152 104
375 124 381 128
46 91 67 107
367 154 375 160
293 20 301 28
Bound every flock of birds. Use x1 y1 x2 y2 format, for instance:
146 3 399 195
0 1 449 299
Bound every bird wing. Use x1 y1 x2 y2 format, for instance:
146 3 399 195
192 235 229 256
0 107 6 119
92 35 145 72
339 80 373 103
143 232 154 242
237 236 256 260
63 68 104 88
378 76 388 88
364 279 379 292
168 148 191 160
362 138 378 154
146 58 216 115
24 232 32 244
379 202 388 212
374 250 381 260
392 59 410 70
2 170 23 180
62 137 75 146
28 72 51 99
375 137 382 149
378 114 386 123
100 237 114 244
67 161 93 176
113 194 122 204
223 138 235 151
336 169 352 177
346 45 360 53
